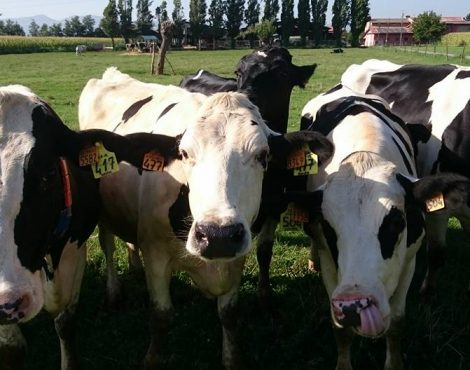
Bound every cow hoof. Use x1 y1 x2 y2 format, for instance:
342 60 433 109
0 344 26 370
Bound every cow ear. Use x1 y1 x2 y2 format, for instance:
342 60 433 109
294 64 317 88
268 130 334 168
61 129 180 169
397 172 470 213
282 189 324 218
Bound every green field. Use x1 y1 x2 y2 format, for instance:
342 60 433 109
0 48 469 370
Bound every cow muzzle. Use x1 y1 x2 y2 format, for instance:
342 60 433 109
0 291 33 324
331 294 386 337
191 222 248 260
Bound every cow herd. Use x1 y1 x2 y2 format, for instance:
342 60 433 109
0 48 469 370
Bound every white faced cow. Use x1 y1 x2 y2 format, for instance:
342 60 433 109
180 47 318 307
78 67 333 369
297 86 470 370
0 84 182 370
341 59 470 296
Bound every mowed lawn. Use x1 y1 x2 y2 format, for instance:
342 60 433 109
0 48 469 370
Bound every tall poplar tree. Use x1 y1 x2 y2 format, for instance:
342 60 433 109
350 0 370 47
332 0 349 47
311 0 328 46
172 0 185 44
263 0 280 21
208 0 225 48
245 0 260 47
297 0 310 46
225 0 245 48
280 0 294 46
101 0 120 48
118 0 134 42
136 0 154 33
189 0 207 44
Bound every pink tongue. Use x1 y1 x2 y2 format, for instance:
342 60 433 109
359 305 385 337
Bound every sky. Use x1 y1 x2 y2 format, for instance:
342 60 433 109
0 0 468 23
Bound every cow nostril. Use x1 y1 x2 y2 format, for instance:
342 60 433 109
195 229 207 244
230 223 245 243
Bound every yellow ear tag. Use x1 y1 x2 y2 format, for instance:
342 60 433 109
280 203 309 230
425 192 445 212
78 146 98 166
142 151 165 172
91 142 119 179
287 145 318 176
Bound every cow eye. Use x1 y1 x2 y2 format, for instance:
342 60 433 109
256 149 269 170
180 149 189 160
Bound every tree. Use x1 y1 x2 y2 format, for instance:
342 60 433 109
172 0 185 45
29 20 40 36
3 20 25 35
208 0 225 49
332 0 349 47
465 13 470 21
64 16 85 36
155 20 175 74
412 11 447 44
297 0 310 47
280 0 294 46
225 0 245 48
245 0 260 47
311 0 328 46
101 0 120 48
256 19 276 45
349 0 369 47
136 0 154 33
189 0 207 46
118 0 134 42
49 23 63 36
39 23 50 36
263 0 280 21
82 15 96 36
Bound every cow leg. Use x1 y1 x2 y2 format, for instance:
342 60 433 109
98 224 122 308
126 242 144 274
456 215 470 297
256 217 278 309
0 324 27 370
51 242 87 370
218 288 244 370
333 326 353 370
140 245 173 369
420 215 448 297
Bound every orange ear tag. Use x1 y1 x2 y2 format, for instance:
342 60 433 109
142 151 165 172
287 146 318 176
425 193 445 212
91 142 119 179
280 203 309 230
79 146 98 166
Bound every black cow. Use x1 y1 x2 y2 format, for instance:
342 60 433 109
0 84 179 370
180 47 317 307
342 59 470 296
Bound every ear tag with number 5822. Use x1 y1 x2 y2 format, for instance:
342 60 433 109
91 142 119 179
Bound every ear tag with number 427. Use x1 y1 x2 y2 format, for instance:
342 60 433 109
287 145 318 176
142 151 165 172
425 192 445 212
91 142 119 179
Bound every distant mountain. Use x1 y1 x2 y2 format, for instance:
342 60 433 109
5 14 102 34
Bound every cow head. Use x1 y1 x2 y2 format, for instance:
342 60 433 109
0 85 178 324
178 92 333 261
304 154 470 338
235 47 317 133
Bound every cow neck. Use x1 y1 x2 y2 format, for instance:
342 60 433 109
53 157 72 237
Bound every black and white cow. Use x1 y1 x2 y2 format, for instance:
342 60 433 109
341 59 470 296
0 84 182 369
79 67 333 369
180 47 317 307
297 86 470 370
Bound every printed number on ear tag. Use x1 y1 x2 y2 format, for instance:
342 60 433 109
280 203 309 230
91 142 119 179
142 151 165 172
425 193 445 212
287 146 318 176
79 146 98 166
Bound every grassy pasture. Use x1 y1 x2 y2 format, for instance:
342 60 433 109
0 48 469 370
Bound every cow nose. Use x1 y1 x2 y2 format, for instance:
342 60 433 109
195 222 246 259
0 293 31 324
332 297 371 328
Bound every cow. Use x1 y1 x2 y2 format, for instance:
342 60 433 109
180 47 317 307
0 84 183 369
341 59 470 296
297 86 470 370
75 45 86 56
78 67 333 369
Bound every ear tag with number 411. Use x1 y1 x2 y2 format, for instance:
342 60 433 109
91 142 119 179
287 145 318 176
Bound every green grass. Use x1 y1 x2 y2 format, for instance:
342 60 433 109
1 48 469 370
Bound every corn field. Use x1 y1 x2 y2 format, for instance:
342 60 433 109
0 36 124 54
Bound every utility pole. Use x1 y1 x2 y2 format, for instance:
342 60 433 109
399 11 404 46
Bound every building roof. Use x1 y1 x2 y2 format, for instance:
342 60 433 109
367 26 413 35
369 18 410 24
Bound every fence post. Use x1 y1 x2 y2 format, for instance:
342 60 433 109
446 43 449 61
461 44 466 64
